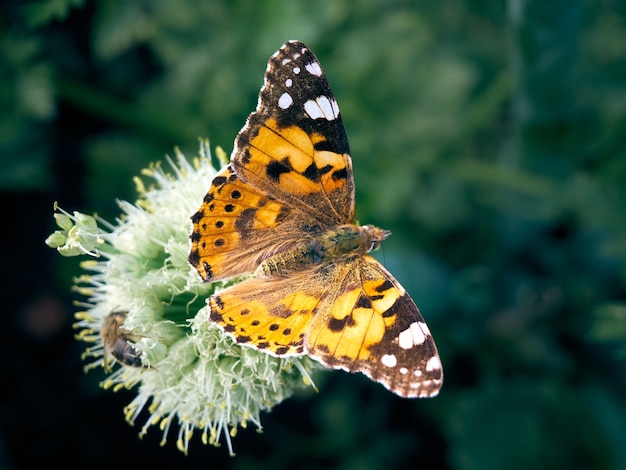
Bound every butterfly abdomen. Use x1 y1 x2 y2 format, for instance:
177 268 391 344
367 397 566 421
255 224 389 278
254 241 322 277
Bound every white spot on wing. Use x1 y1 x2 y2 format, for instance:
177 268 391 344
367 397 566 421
278 92 293 109
397 322 427 350
285 78 292 87
304 100 323 119
381 354 397 368
426 356 441 371
317 96 336 119
305 61 322 76
303 96 339 121
293 66 301 74
399 367 408 375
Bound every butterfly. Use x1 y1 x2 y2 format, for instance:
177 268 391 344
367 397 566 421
188 40 442 398
101 310 145 371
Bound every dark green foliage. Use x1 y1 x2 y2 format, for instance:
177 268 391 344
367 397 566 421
3 1 626 468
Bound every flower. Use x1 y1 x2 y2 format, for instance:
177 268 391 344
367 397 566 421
46 140 321 455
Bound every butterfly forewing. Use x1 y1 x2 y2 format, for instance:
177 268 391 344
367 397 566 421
232 41 355 226
190 165 313 281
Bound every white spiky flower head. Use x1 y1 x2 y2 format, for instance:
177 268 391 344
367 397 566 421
46 140 321 455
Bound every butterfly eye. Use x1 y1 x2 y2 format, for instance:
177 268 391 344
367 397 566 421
360 225 391 252
369 240 382 251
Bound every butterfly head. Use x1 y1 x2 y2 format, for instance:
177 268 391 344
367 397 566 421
360 224 391 253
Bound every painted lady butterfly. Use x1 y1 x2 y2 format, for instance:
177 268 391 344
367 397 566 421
189 41 442 397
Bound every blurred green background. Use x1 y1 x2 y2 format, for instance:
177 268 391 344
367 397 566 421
2 0 626 468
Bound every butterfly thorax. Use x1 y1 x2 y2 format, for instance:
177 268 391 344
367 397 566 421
255 224 390 278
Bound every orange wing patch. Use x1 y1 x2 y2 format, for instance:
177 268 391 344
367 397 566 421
189 165 290 281
209 276 321 356
238 118 351 201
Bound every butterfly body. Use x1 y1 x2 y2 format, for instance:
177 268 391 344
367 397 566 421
256 223 389 278
189 41 443 398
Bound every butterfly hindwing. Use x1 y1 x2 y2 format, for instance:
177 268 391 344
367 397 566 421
306 256 442 398
208 271 324 356
208 255 442 398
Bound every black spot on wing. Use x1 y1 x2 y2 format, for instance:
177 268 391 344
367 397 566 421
190 211 204 225
355 294 372 309
316 344 330 354
213 176 227 186
327 315 355 332
302 162 334 182
234 208 257 236
332 167 347 181
241 149 252 164
202 262 213 279
302 162 319 181
266 157 293 181
188 249 200 266
375 279 394 293
313 140 335 152
212 295 224 310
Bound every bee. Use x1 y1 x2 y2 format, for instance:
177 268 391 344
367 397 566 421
100 310 145 371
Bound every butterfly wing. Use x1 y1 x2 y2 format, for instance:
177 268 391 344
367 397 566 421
190 164 314 281
208 269 324 356
306 255 443 398
232 40 355 227
208 255 442 398
190 40 356 281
